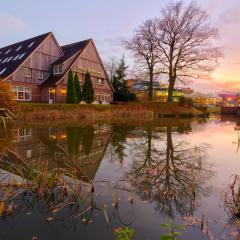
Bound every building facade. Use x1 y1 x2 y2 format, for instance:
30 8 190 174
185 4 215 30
126 79 193 102
0 32 113 104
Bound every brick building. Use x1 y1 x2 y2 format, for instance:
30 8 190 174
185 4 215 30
0 32 113 104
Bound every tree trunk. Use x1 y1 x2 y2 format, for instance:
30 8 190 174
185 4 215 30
167 77 175 102
148 71 154 101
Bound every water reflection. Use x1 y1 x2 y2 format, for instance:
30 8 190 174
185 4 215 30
0 119 239 240
124 126 212 219
0 124 112 182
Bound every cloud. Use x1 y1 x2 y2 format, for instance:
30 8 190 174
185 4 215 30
0 15 25 37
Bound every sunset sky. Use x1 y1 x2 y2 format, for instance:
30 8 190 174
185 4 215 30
0 0 239 93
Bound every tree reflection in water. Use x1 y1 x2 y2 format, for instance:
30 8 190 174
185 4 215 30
126 125 212 218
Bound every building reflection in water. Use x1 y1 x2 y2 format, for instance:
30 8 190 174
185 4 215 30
2 123 112 182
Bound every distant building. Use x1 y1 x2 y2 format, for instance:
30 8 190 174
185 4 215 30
125 79 193 102
0 32 113 104
218 93 240 106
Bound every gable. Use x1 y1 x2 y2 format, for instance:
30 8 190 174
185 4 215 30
22 34 63 71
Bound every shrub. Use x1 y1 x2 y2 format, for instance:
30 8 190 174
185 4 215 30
0 80 14 108
74 73 82 103
67 70 77 103
82 72 94 104
179 96 193 107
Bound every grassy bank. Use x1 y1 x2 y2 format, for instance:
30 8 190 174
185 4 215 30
12 102 206 124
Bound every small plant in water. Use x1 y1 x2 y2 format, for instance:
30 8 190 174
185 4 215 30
160 222 185 240
114 227 134 240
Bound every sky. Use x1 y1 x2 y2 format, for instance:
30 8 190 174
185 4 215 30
0 0 239 93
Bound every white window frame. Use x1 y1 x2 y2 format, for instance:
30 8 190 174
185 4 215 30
24 67 32 78
11 85 32 101
38 70 44 80
54 65 63 75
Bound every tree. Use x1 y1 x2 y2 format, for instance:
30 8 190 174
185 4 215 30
74 73 82 103
105 57 118 83
67 70 77 103
0 80 14 108
155 1 222 102
82 72 94 104
111 57 136 102
125 20 160 101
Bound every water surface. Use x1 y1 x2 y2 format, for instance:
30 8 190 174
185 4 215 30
0 116 239 240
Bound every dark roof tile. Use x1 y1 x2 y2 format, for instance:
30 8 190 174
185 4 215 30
0 32 51 79
53 39 91 65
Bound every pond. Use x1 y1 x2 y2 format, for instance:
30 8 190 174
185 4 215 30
0 115 239 240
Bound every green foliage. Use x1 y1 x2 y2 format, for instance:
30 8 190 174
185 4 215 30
67 70 77 103
179 96 193 107
82 126 94 155
160 222 185 240
114 227 134 240
74 73 82 103
82 72 94 104
112 57 136 102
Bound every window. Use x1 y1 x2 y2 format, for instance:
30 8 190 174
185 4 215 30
13 54 21 61
17 128 32 142
7 56 13 62
96 78 104 85
38 70 44 80
2 58 8 63
16 45 22 51
19 53 26 59
97 139 103 147
26 149 32 158
11 86 32 101
28 42 35 48
0 68 7 75
54 65 63 74
5 49 11 55
24 68 32 78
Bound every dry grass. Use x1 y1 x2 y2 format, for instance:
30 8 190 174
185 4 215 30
12 102 205 124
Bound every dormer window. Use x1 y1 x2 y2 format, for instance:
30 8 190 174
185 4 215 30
54 65 63 75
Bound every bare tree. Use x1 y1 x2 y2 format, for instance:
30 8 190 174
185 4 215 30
155 1 222 101
125 20 160 101
104 57 118 82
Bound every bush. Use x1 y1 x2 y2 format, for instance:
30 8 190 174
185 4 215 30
0 80 14 108
179 96 193 107
82 72 94 104
67 70 77 103
74 73 82 103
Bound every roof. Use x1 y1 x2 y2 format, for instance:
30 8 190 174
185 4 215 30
0 32 51 79
41 39 91 86
54 39 91 65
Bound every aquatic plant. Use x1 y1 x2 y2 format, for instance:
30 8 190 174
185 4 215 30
160 222 185 240
114 227 134 240
222 175 240 238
